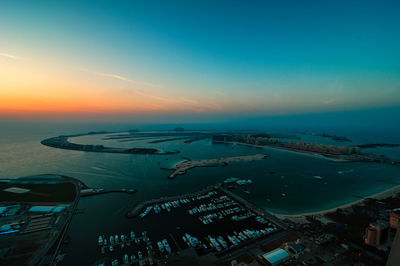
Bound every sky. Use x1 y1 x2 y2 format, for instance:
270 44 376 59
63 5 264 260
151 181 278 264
0 0 399 123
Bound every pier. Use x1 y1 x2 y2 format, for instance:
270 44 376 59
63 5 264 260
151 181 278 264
218 186 288 230
126 185 217 217
80 188 138 197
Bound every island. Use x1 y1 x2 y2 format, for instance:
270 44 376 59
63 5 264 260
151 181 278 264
78 180 138 197
212 133 400 165
41 130 400 166
167 154 268 179
41 133 179 155
317 133 352 142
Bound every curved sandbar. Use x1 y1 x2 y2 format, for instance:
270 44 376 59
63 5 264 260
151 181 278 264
168 153 268 179
272 183 400 224
41 133 179 155
80 188 138 197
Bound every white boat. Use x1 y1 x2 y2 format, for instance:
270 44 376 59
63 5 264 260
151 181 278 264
157 241 164 253
163 239 172 253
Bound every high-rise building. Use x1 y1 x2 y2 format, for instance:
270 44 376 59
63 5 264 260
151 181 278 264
365 220 389 246
365 227 378 246
390 211 400 230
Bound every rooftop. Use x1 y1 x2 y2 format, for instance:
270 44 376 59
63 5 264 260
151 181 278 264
262 248 290 264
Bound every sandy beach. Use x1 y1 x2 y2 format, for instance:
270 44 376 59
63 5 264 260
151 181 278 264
272 183 400 221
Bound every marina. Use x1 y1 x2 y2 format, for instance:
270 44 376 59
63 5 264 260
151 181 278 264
94 185 288 265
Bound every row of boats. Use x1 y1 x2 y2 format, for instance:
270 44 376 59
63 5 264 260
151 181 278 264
187 200 238 215
98 231 149 253
224 177 253 185
231 210 256 221
156 239 172 254
100 225 280 265
196 206 249 224
182 233 228 252
187 195 237 215
138 191 220 218
186 194 259 225
182 226 278 253
196 206 272 225
109 250 150 266
139 199 186 218
98 232 173 266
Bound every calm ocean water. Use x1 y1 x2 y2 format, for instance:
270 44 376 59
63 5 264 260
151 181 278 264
1 122 399 264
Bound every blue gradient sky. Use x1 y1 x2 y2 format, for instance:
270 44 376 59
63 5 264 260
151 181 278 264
0 0 399 122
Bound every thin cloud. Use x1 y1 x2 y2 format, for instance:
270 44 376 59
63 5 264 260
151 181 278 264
80 68 163 88
81 67 221 112
323 98 339 105
142 81 163 89
80 68 132 82
0 52 21 60
134 89 174 102
133 90 223 112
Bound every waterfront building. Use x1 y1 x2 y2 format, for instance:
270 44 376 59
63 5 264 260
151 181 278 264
365 220 389 246
365 227 378 246
261 248 290 266
390 211 400 230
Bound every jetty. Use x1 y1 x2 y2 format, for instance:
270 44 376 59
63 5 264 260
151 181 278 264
126 185 217 218
168 154 268 179
80 188 138 197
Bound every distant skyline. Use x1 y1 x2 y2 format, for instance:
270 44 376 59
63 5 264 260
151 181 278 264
1 0 399 122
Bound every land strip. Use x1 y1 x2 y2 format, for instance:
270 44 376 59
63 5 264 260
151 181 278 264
167 154 268 179
41 134 179 155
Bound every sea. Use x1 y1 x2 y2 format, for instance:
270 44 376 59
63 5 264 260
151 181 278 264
1 121 400 264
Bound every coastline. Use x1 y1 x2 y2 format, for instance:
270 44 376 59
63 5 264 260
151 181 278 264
231 142 347 162
41 133 179 155
271 183 400 220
